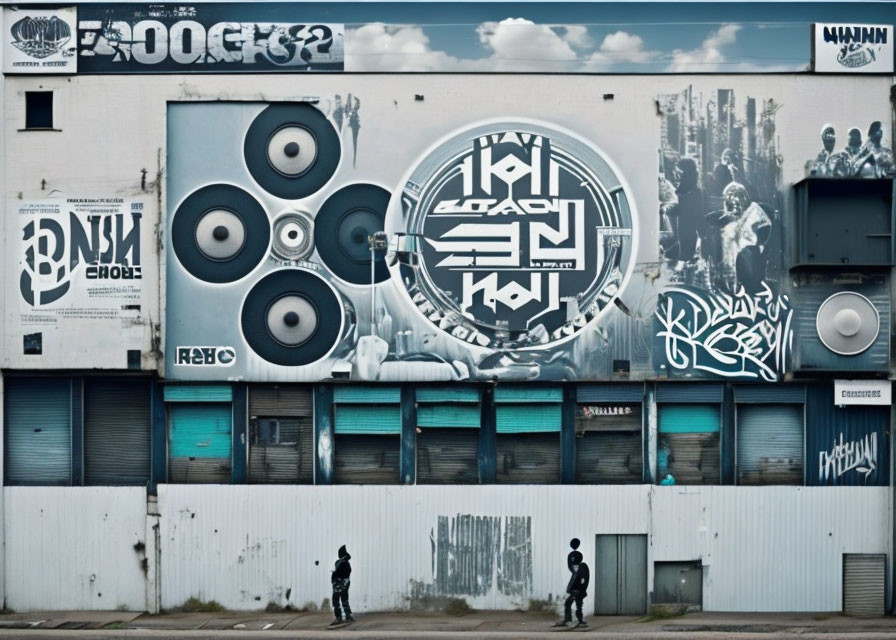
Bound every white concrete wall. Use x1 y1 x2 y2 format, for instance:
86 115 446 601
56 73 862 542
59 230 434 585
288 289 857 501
3 487 147 611
2 73 892 372
157 485 890 613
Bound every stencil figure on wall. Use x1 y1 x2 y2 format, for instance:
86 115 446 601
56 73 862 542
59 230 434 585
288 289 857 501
655 87 793 381
806 121 895 178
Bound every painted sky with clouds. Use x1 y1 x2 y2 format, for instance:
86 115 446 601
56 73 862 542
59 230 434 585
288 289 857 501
325 1 896 72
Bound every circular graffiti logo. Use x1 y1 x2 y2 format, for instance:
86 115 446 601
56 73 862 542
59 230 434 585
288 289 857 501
387 120 636 350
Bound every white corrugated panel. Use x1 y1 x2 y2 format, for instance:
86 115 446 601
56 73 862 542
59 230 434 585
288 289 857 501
651 486 890 612
157 485 650 611
4 487 147 611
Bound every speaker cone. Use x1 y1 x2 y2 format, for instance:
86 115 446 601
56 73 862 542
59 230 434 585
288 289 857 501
172 184 270 283
244 103 340 199
816 291 880 355
272 211 314 261
241 269 343 366
314 183 391 285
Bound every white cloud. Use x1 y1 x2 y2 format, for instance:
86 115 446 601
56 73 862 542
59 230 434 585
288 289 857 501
347 19 597 72
584 30 658 69
476 18 580 71
562 25 593 50
668 23 741 72
345 23 469 72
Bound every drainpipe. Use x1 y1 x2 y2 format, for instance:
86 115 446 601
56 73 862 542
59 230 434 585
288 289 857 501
145 495 161 614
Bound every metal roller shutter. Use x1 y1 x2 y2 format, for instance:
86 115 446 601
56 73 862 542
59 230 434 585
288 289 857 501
248 386 313 484
576 432 642 483
658 405 721 485
496 433 561 484
496 405 562 433
249 385 312 416
168 403 232 483
4 377 71 485
84 377 151 485
843 554 885 617
334 434 400 484
737 404 803 485
417 428 479 484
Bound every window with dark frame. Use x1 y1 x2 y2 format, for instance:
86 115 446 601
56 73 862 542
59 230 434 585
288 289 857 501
25 91 53 129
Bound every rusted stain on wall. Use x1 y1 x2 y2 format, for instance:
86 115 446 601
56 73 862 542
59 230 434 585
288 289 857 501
430 514 532 598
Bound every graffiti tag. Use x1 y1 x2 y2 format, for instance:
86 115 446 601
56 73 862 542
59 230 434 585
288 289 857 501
819 432 878 482
655 282 793 381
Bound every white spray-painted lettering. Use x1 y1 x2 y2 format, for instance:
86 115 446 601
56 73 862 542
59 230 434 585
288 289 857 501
819 432 878 482
655 282 793 381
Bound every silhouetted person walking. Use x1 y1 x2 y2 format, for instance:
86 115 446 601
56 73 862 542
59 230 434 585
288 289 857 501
329 545 353 626
553 538 590 628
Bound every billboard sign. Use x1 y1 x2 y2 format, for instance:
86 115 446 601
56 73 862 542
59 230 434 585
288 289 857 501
77 4 343 73
813 23 894 73
3 6 77 73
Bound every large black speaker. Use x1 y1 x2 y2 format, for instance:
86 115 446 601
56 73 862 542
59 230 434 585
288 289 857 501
244 103 341 200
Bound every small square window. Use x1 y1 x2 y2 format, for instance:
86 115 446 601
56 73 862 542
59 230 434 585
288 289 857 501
25 91 53 129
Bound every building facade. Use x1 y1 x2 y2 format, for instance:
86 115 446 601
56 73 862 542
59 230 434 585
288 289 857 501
0 3 894 616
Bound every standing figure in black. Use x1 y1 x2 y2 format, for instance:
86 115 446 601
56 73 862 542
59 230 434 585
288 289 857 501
329 545 353 626
553 538 590 628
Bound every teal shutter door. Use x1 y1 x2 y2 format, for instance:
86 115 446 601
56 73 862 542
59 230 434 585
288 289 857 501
334 405 402 434
657 405 720 433
657 404 720 485
496 404 562 433
418 404 480 428
168 403 232 483
4 377 71 485
737 404 803 485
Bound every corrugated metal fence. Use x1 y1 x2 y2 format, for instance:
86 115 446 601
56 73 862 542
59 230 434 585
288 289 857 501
2 485 890 613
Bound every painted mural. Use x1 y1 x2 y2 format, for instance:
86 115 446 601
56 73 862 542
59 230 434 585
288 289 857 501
165 101 641 382
654 87 793 381
806 121 895 178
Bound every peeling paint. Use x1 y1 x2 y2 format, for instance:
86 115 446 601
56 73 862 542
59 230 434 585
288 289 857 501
425 514 533 598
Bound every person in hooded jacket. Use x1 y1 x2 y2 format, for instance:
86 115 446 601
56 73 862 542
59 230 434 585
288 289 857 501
554 538 590 628
329 545 353 625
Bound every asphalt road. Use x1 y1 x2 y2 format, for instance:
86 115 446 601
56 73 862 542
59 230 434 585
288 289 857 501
2 631 896 639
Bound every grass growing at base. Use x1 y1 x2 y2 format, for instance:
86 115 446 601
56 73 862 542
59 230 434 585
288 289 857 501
638 604 688 623
180 597 226 613
444 598 474 616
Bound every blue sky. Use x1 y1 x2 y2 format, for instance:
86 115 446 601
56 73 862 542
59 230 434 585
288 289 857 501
322 1 896 72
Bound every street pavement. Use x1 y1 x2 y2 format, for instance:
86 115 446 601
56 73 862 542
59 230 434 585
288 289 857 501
1 609 896 638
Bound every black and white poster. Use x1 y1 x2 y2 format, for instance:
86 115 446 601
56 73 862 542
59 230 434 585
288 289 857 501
77 4 343 73
3 6 77 73
17 198 145 328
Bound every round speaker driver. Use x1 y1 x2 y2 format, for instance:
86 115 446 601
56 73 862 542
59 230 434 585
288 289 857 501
816 291 880 356
314 183 391 285
244 103 340 200
195 209 246 260
272 211 314 261
266 295 318 346
241 269 343 366
172 184 270 284
267 126 317 177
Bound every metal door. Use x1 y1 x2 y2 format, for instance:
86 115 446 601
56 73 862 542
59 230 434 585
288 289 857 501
654 561 703 605
843 554 885 617
595 534 647 615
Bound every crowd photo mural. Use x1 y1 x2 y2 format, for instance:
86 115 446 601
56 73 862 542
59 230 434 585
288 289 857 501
655 87 793 382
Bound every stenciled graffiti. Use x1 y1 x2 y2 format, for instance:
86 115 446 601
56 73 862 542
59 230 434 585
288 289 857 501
807 121 894 178
655 282 793 381
818 432 878 483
